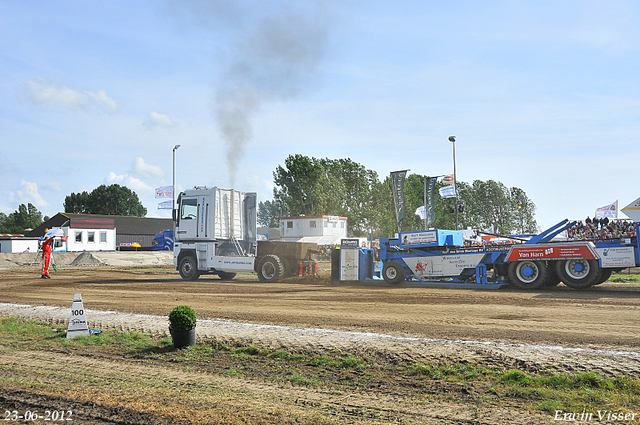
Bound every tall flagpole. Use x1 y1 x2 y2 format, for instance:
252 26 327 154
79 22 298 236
423 177 427 230
173 145 181 211
449 136 458 230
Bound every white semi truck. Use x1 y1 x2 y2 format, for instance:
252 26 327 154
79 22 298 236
173 186 318 282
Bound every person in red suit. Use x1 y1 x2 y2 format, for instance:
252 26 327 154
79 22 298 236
41 237 53 279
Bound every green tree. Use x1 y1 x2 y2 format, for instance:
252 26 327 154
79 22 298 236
457 180 536 235
63 191 90 214
0 203 48 234
272 155 380 236
258 199 288 228
366 176 535 235
368 177 396 238
461 180 512 234
64 184 147 217
267 156 537 238
509 187 537 234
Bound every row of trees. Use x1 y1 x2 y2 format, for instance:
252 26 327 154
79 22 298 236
0 184 148 234
258 154 537 237
64 184 147 217
2 158 535 237
0 203 49 234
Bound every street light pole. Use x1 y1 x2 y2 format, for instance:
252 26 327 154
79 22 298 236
172 144 181 212
448 136 458 230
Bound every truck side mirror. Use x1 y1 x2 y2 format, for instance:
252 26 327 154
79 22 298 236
172 208 177 222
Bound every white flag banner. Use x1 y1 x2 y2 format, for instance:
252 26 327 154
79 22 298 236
595 200 618 219
157 200 173 210
439 185 456 198
155 186 173 199
415 206 426 220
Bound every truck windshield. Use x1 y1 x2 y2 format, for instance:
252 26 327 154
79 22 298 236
181 199 197 220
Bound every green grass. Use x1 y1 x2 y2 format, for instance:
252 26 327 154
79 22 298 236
2 316 640 417
610 273 640 283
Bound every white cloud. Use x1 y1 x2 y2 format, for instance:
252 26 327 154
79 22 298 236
87 89 118 113
18 78 119 113
125 177 153 195
142 111 175 129
105 172 125 183
103 172 154 197
104 158 163 200
6 180 49 209
41 182 63 192
130 157 165 179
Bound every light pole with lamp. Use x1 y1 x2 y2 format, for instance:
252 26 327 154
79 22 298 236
448 136 458 230
172 145 181 212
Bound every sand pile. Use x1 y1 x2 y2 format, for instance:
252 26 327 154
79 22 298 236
69 252 103 267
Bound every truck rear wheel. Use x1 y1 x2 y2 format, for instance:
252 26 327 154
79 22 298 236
382 261 404 285
179 255 200 281
257 254 285 283
555 259 600 289
594 268 612 285
507 260 548 289
544 264 561 287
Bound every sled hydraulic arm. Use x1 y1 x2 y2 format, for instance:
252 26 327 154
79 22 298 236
526 219 577 244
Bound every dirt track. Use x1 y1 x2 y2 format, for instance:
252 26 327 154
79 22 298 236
2 264 640 424
2 265 640 375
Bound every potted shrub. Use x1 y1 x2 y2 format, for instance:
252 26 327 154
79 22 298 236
168 305 197 349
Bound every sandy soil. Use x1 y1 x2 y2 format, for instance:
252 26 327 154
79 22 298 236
1 254 640 423
1 260 640 376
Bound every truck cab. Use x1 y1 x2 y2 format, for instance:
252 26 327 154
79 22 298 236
173 186 257 280
152 230 173 251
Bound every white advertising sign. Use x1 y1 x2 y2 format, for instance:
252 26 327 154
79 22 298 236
439 185 456 198
400 230 437 247
595 247 636 268
404 257 444 277
155 185 173 199
403 253 485 278
441 254 486 276
340 248 359 280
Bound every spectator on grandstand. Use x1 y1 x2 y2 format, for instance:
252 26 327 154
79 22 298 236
568 219 635 240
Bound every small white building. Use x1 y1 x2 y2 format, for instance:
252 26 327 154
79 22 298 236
0 234 41 253
28 213 174 252
63 217 116 252
27 215 117 252
280 215 348 245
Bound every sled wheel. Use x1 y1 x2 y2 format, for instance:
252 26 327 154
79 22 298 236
218 272 236 280
382 261 404 285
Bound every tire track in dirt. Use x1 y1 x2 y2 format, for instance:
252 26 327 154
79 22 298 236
0 350 549 425
2 302 640 378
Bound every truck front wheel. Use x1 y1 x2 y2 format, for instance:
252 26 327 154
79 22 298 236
257 255 285 282
179 255 200 281
507 260 548 289
382 261 404 285
555 259 600 289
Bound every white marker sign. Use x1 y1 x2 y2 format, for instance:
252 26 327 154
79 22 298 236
67 293 90 339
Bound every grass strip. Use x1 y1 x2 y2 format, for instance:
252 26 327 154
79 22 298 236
1 317 639 420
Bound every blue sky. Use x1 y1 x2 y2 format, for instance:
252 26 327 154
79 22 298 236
1 0 639 230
